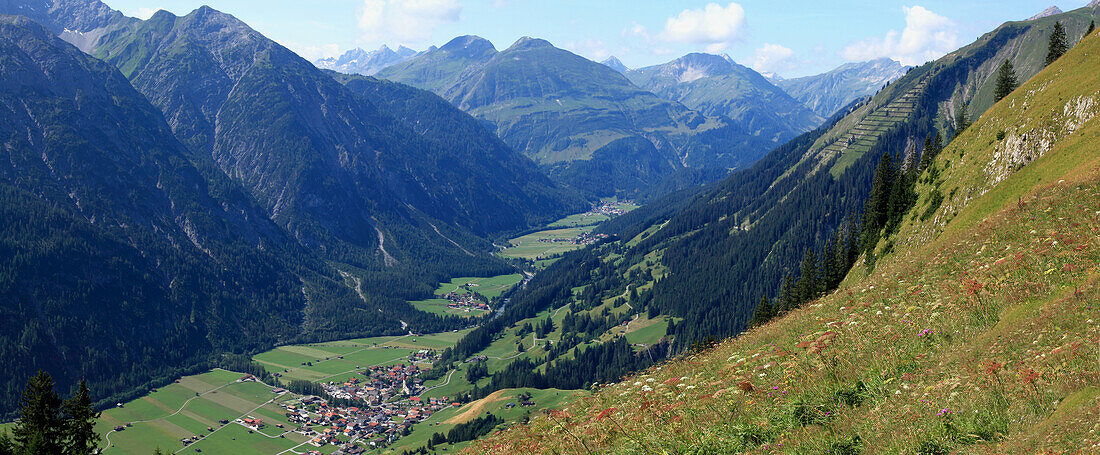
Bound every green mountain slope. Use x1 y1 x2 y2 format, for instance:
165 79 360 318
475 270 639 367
627 53 824 143
379 36 770 197
778 58 910 118
469 20 1100 455
405 7 1100 442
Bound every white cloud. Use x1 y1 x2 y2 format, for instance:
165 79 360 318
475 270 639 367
565 39 611 62
841 5 957 66
358 0 461 47
661 2 747 47
133 7 164 20
752 43 795 75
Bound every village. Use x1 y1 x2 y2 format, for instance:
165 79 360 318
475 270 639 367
536 231 610 246
590 199 634 217
442 286 491 313
279 350 459 452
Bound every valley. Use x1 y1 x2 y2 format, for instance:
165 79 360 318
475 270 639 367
1 1 1098 454
87 203 643 454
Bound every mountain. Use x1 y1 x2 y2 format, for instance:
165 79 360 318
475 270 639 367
600 55 628 73
470 20 1100 453
777 58 910 117
0 13 358 415
1029 5 1063 20
313 44 418 75
379 36 771 197
626 53 825 143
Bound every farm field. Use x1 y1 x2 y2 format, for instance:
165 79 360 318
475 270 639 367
500 201 637 261
409 274 524 317
95 369 304 454
497 226 595 260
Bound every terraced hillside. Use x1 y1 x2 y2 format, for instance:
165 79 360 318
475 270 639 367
817 77 928 161
466 25 1100 454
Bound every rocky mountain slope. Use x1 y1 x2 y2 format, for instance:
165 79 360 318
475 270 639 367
778 58 910 118
0 0 584 277
0 13 354 416
378 36 772 197
626 53 824 143
470 19 1100 455
0 0 586 415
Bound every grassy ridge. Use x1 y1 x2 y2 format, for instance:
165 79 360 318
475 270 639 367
466 28 1100 455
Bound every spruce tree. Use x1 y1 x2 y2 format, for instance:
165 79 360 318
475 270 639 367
12 371 64 455
750 296 774 327
62 380 100 455
994 59 1018 102
861 152 897 252
1088 20 1095 37
954 102 970 136
1046 21 1068 66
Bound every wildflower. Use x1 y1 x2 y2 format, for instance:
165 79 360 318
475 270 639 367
595 407 616 421
917 328 932 337
937 408 951 416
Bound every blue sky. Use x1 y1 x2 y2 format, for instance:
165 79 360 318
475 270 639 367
103 0 1095 77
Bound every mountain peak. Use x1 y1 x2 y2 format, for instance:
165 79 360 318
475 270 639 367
507 36 554 51
441 35 494 52
601 56 629 73
1028 5 1063 20
666 53 736 82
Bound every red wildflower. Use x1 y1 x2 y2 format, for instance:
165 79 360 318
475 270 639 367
595 407 617 421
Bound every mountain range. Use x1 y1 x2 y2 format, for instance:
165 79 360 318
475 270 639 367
626 53 825 143
313 44 419 75
777 58 911 118
378 36 773 197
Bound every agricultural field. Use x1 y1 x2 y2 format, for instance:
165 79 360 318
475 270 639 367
253 332 476 384
500 201 637 262
410 274 524 317
497 226 595 260
95 370 304 454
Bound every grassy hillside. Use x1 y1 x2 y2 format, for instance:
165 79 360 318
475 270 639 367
465 27 1100 455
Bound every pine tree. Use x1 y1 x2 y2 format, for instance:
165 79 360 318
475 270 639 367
749 296 774 327
796 248 821 302
954 102 970 136
1046 21 1068 66
62 380 100 455
994 59 1018 102
1088 20 1095 37
12 371 64 455
861 152 897 252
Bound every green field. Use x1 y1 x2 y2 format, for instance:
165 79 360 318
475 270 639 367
497 227 594 260
95 370 305 454
409 274 524 317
